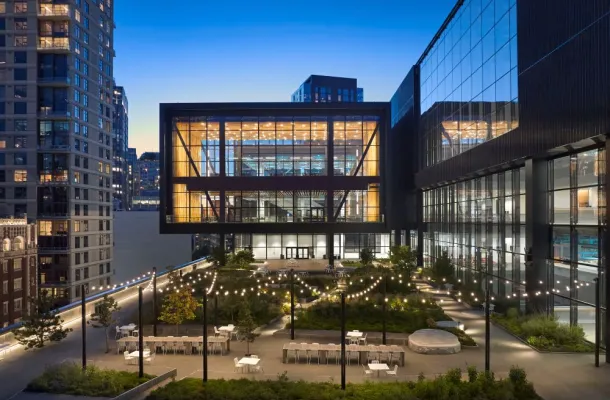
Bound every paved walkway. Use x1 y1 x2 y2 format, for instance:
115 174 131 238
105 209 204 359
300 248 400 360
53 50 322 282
416 282 610 400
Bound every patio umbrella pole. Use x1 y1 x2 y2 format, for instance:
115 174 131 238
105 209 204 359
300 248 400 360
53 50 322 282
138 286 144 378
203 288 208 382
341 292 346 390
152 267 157 336
81 284 86 371
290 268 295 340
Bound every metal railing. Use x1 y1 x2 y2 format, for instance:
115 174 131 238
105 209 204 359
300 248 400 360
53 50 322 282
0 257 209 340
38 6 70 17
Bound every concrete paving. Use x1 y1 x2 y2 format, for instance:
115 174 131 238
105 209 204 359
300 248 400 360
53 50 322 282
2 279 610 400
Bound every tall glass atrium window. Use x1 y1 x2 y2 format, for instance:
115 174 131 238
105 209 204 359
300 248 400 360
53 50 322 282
420 0 518 166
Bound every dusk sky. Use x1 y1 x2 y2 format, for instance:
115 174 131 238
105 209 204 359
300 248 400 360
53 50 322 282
114 0 455 154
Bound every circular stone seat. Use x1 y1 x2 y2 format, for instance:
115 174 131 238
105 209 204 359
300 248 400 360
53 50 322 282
408 329 461 354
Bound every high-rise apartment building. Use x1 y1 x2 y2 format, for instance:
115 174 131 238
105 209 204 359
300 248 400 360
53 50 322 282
133 152 159 210
112 84 128 210
0 0 115 304
0 216 37 327
291 75 364 103
126 147 137 209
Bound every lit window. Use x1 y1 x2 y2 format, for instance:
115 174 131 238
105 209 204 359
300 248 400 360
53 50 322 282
14 170 27 182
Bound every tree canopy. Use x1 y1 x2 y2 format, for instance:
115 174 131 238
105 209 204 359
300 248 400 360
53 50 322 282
15 291 72 349
159 289 199 327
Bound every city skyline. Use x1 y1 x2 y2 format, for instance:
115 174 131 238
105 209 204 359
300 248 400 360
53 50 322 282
114 0 454 152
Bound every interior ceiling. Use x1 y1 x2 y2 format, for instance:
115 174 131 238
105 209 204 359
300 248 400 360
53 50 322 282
441 120 510 139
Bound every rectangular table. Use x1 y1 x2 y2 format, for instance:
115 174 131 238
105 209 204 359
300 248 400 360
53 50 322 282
346 332 363 338
368 363 389 377
129 350 150 357
282 343 405 366
239 357 260 373
117 335 230 354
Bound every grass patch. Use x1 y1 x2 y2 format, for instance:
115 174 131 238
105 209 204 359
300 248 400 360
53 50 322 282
492 309 594 352
26 362 154 397
147 367 540 400
289 294 476 346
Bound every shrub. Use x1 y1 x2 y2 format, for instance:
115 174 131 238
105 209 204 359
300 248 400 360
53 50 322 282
147 367 541 400
493 312 594 352
26 362 154 397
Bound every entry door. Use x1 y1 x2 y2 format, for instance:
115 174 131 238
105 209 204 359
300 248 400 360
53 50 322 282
286 247 296 259
298 247 309 259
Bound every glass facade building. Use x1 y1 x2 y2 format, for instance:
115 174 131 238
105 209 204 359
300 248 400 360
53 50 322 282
420 0 518 167
403 0 610 352
160 103 391 260
291 75 364 103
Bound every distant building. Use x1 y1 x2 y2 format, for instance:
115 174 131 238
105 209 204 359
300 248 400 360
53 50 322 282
126 148 138 209
133 152 160 210
291 75 363 103
0 216 37 327
112 85 129 211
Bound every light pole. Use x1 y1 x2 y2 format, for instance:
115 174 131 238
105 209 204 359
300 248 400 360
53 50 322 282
382 274 387 345
290 268 295 340
138 286 144 378
203 288 208 382
214 291 218 329
81 284 86 370
337 278 348 391
152 267 157 336
594 277 600 367
484 275 491 373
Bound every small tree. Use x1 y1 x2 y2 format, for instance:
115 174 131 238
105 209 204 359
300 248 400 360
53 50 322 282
88 295 121 353
237 300 258 355
389 245 417 277
228 249 255 270
15 291 72 349
208 246 228 268
359 248 375 268
159 289 199 333
431 251 455 283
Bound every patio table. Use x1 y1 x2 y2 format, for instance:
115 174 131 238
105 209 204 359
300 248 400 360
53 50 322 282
282 343 405 366
368 362 389 377
117 335 231 353
238 356 260 373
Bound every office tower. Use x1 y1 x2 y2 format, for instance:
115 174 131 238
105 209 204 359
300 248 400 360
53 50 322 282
291 75 364 103
0 216 37 327
160 102 393 260
389 0 609 350
132 152 160 210
0 1 115 304
126 147 137 209
112 84 128 210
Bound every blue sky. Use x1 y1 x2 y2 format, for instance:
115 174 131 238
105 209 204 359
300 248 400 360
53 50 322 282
114 0 455 153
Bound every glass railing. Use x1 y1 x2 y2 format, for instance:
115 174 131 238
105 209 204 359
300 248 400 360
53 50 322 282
37 39 70 50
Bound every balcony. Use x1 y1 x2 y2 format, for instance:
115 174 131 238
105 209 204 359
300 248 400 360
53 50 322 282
38 76 71 86
38 38 70 52
37 143 71 151
38 4 70 18
38 107 70 118
37 212 69 218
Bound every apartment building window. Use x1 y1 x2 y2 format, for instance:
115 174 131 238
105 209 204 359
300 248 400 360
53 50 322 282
14 152 26 165
15 119 26 131
84 252 88 263
14 278 22 291
14 2 27 13
83 189 88 200
83 204 88 216
14 187 26 199
14 299 21 312
75 204 80 215
75 253 81 265
84 267 89 279
2 281 7 293
14 204 26 217
75 236 80 248
2 302 7 316
75 269 81 281
83 236 88 247
14 170 27 182
83 220 89 231
99 220 103 231
14 68 26 81
14 36 27 46
74 220 81 232
83 173 88 184
14 52 26 63
14 102 26 114
106 263 110 273
14 17 26 30
98 264 103 275
14 86 26 99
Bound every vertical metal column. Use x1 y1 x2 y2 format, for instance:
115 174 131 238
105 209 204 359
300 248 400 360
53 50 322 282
290 269 295 340
203 289 208 382
340 292 346 390
81 284 86 370
138 287 144 378
152 267 157 336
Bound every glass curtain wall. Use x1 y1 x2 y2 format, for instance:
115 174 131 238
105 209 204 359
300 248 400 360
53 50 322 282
550 149 606 342
420 0 518 166
170 115 381 224
423 167 526 304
